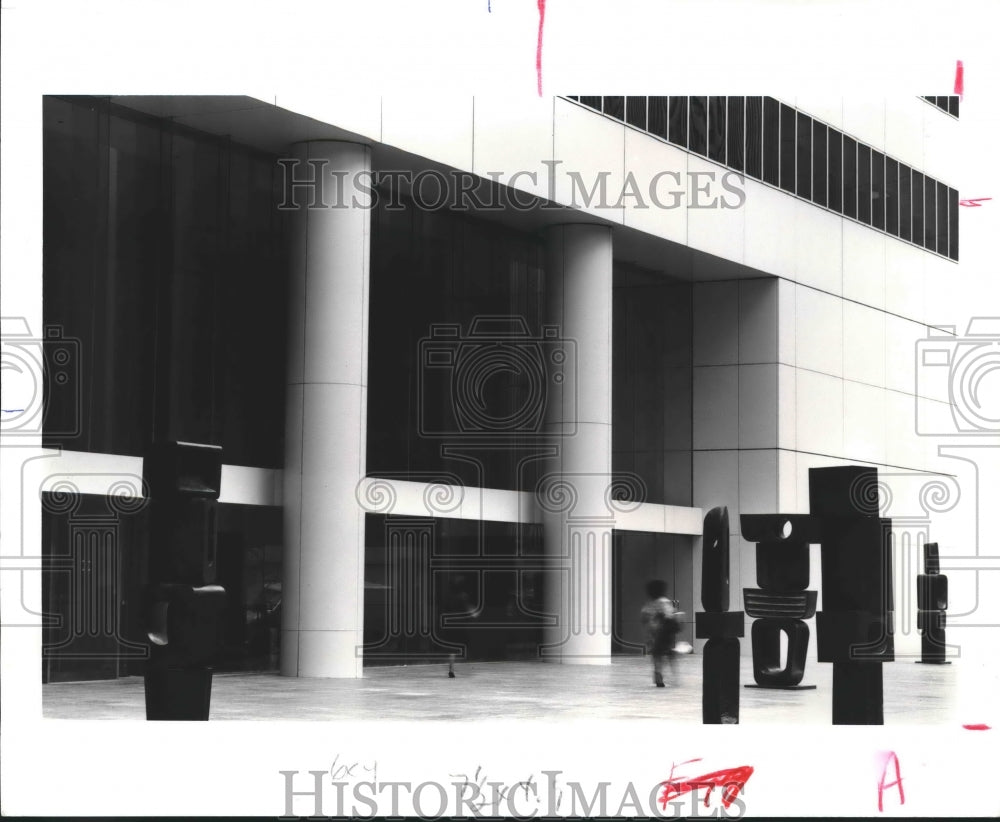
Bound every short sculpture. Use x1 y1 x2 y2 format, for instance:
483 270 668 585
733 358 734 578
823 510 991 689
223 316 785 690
143 441 226 721
695 507 744 724
740 515 819 689
917 542 950 664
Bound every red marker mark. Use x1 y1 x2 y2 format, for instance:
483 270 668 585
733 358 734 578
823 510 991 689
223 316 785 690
954 60 964 100
959 197 992 207
963 723 992 730
877 751 905 812
536 0 546 96
658 759 754 810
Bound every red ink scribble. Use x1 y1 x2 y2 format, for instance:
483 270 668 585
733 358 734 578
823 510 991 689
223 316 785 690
963 723 992 730
954 60 964 100
877 751 905 812
536 0 546 96
959 197 992 207
658 759 754 810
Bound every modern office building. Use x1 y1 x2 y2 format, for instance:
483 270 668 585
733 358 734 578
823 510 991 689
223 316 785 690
32 93 967 682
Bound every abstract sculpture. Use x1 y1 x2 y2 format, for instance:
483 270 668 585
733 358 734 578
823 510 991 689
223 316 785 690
695 507 744 724
811 465 894 725
740 515 819 689
143 441 226 720
916 542 950 664
736 465 895 724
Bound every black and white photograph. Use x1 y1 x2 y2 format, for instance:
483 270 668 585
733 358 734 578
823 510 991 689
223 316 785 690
2 1 999 818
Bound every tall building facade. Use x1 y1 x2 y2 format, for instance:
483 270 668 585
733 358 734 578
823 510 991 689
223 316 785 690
35 93 963 680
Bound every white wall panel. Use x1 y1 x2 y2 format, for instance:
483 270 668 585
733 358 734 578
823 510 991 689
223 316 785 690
552 98 624 223
795 369 844 456
793 205 842 295
739 278 778 364
843 300 886 388
472 95 553 200
796 286 844 378
381 95 474 173
842 221 886 310
693 365 739 449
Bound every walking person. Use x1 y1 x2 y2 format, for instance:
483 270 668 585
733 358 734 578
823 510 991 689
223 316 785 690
641 579 682 687
444 575 476 678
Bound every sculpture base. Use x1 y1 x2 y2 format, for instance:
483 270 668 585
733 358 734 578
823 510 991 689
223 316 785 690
744 683 817 690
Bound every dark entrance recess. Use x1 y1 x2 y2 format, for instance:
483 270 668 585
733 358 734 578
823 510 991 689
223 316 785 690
612 531 695 655
41 493 149 683
41 494 282 683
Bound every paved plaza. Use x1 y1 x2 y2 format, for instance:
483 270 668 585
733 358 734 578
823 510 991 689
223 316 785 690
43 654 958 724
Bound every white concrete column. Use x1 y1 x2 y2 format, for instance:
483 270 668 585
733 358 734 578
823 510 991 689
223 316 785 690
282 141 371 678
542 224 614 664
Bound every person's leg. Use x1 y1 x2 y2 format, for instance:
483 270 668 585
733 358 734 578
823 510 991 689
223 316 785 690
665 650 678 684
653 654 665 686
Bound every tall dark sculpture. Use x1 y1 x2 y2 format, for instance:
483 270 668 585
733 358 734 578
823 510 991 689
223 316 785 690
740 515 820 689
143 441 226 720
917 542 950 664
695 507 744 724
812 466 894 725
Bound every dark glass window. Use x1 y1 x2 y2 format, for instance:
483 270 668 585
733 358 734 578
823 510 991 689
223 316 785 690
626 96 647 130
613 266 693 508
923 95 960 119
796 111 811 199
827 130 842 213
936 181 949 255
779 103 795 193
648 96 669 139
368 199 548 491
603 96 625 122
885 158 899 236
899 164 912 241
43 96 288 465
708 96 726 164
924 176 937 250
912 171 924 245
871 151 885 231
745 97 762 179
562 95 957 261
762 97 779 186
579 96 602 111
727 97 745 172
364 515 548 665
812 121 827 207
948 187 959 260
688 96 708 155
857 144 871 224
668 97 688 148
842 136 857 219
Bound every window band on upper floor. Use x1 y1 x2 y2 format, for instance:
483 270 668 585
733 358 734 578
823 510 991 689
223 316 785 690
567 96 959 262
